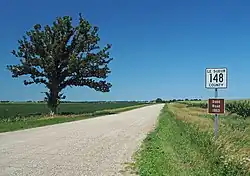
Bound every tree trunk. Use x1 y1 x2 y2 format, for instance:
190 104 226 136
49 106 57 116
47 88 59 116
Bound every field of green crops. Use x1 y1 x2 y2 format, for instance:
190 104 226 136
182 100 250 118
0 101 147 121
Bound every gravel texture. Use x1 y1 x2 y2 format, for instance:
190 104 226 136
0 104 164 176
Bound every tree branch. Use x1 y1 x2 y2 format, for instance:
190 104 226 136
60 77 111 92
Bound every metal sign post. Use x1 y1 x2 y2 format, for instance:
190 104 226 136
205 68 228 139
214 88 218 139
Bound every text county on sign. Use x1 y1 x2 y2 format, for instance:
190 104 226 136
208 99 225 114
205 68 228 89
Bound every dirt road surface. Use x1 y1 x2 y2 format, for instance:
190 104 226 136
0 104 164 176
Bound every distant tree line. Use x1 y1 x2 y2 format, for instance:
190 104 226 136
152 98 202 103
0 101 11 103
167 98 202 102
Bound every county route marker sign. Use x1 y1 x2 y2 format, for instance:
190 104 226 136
205 67 228 139
205 68 228 89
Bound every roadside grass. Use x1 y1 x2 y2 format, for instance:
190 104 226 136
0 104 147 133
207 114 250 170
135 104 249 176
170 103 250 173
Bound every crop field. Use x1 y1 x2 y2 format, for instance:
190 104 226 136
182 100 250 118
0 101 149 133
0 101 147 121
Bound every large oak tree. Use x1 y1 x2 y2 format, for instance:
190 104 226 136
7 14 113 114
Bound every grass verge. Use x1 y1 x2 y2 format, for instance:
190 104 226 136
0 104 147 133
135 104 249 176
170 103 250 171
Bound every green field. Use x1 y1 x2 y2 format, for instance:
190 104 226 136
0 102 149 133
135 103 250 175
183 99 250 118
0 101 147 121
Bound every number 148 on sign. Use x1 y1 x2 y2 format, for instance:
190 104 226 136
205 68 227 89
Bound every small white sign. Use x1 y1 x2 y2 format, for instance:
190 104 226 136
205 68 228 89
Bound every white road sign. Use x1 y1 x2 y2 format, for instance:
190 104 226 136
205 68 228 89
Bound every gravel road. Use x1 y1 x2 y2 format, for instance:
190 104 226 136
0 104 164 176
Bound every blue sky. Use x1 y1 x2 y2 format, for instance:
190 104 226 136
1 0 250 101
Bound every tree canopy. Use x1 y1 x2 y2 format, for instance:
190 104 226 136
7 14 113 114
155 98 163 103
